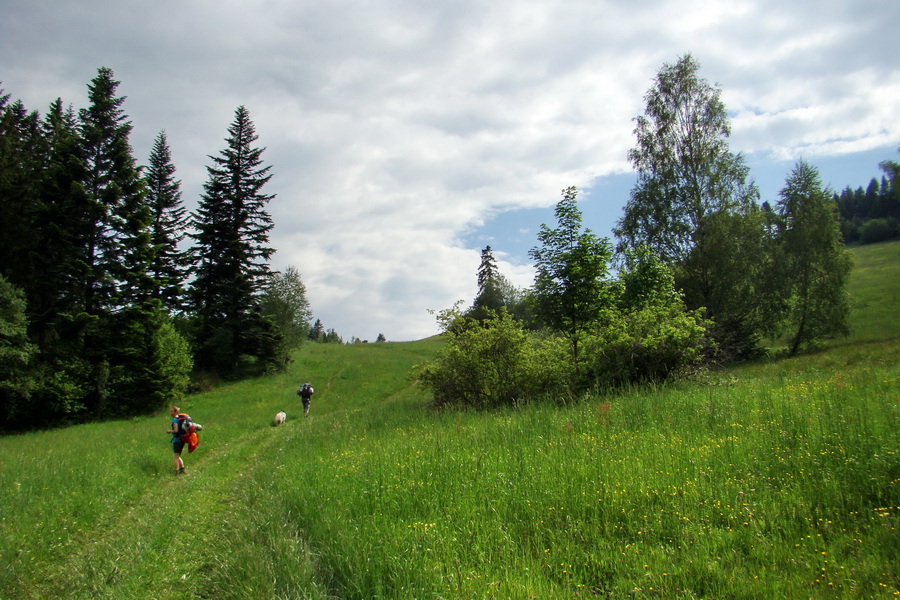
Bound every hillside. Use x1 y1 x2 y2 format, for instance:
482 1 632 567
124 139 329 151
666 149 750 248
0 243 897 599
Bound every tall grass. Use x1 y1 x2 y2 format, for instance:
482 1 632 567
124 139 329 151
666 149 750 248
260 365 898 599
0 244 897 599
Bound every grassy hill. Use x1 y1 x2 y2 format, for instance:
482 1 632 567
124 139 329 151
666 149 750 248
1 243 898 599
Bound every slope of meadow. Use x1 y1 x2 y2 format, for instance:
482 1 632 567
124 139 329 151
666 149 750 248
0 243 897 599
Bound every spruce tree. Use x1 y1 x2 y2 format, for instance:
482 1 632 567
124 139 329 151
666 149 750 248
309 318 325 342
145 131 189 313
78 67 152 314
78 67 160 413
471 246 504 320
32 100 91 343
476 246 499 293
0 98 43 291
470 245 521 321
189 106 281 374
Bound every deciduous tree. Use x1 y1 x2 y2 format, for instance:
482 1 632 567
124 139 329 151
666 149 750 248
614 54 768 358
529 186 615 372
775 160 852 354
261 265 312 351
615 54 758 264
0 275 36 425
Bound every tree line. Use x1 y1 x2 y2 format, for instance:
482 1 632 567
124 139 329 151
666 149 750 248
834 166 900 244
420 54 867 408
0 68 315 430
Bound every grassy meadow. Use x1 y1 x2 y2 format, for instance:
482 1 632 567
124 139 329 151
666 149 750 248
1 242 898 599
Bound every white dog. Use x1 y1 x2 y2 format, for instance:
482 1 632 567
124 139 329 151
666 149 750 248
274 410 287 426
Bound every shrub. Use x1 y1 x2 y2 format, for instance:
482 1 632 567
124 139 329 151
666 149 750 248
154 315 194 402
575 245 713 387
0 275 37 425
859 218 897 244
583 303 712 387
105 306 195 416
416 309 569 408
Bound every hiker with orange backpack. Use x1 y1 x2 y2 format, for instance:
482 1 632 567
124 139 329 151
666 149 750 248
166 406 202 475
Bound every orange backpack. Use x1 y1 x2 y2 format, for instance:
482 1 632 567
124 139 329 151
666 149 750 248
176 413 202 453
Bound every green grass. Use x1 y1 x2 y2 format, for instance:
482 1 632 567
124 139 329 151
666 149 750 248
1 244 898 599
844 240 900 343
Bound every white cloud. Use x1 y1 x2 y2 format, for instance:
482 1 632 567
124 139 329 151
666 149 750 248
2 0 898 340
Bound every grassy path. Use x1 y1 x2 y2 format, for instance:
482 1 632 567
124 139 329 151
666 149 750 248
1 339 439 599
41 430 269 598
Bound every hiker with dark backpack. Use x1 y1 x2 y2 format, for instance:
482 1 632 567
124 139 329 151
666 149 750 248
166 406 202 475
297 382 314 416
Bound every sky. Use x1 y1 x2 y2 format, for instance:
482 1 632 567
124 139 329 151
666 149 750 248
2 0 898 341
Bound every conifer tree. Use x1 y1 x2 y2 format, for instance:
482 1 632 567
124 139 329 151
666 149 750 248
0 98 43 292
32 100 90 340
145 131 189 313
10 99 99 423
0 74 190 424
78 67 162 413
0 94 97 422
78 67 151 313
476 246 499 293
471 245 506 320
309 318 325 342
189 106 281 374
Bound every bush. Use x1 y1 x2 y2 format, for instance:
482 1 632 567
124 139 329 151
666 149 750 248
105 306 195 416
0 275 37 425
859 218 897 244
416 309 569 408
840 219 860 244
583 303 712 387
576 244 713 387
154 315 194 402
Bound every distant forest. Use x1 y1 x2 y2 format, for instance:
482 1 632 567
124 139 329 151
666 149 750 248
833 172 900 244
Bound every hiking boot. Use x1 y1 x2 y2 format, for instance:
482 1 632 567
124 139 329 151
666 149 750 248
178 467 186 475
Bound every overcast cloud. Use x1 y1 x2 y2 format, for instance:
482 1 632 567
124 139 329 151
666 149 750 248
2 0 898 340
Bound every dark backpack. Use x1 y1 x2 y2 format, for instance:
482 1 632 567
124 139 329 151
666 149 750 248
176 413 193 435
297 384 313 397
176 413 203 436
